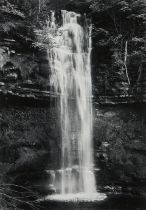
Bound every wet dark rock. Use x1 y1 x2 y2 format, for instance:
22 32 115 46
94 105 146 197
11 148 49 173
0 105 60 189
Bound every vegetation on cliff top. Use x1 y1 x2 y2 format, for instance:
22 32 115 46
0 0 146 97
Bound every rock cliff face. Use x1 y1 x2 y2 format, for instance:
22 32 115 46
0 2 146 210
1 39 145 196
0 104 146 198
0 105 60 198
0 41 146 105
0 39 53 106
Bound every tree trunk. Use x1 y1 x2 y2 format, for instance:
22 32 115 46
124 41 130 85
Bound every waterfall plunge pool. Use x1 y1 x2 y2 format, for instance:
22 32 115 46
41 192 107 202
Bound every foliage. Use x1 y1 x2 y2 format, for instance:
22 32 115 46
0 0 146 95
0 0 24 19
0 0 35 50
88 0 146 95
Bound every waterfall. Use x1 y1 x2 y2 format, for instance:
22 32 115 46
47 10 96 195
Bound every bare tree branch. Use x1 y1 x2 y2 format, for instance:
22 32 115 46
124 41 130 85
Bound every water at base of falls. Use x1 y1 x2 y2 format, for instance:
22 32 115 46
47 10 96 195
45 192 107 202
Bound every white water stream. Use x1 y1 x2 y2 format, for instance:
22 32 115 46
47 10 98 198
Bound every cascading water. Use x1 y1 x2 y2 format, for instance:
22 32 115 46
46 10 104 200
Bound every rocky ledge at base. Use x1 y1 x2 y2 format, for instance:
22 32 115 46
0 87 58 106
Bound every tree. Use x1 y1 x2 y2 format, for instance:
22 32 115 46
86 0 146 95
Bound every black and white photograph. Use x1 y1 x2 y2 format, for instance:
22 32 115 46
0 0 146 209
